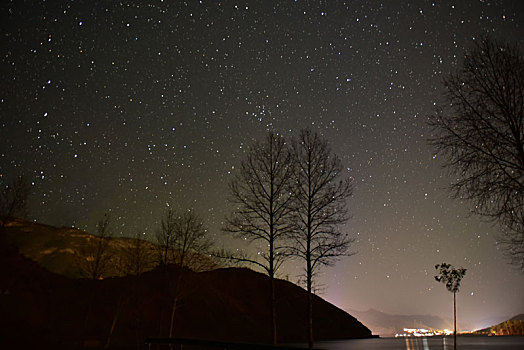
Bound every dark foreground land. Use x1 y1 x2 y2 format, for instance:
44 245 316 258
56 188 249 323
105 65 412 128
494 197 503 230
0 222 371 349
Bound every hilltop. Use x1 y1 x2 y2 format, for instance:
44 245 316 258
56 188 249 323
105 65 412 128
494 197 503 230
474 314 524 336
3 219 162 278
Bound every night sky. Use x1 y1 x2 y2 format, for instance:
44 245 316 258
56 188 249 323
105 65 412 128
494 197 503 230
1 0 523 331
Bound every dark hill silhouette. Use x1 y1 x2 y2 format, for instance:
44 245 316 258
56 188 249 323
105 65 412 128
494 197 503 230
474 314 524 336
510 314 524 322
0 220 371 349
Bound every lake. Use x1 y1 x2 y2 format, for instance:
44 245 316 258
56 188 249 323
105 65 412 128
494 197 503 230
311 336 524 350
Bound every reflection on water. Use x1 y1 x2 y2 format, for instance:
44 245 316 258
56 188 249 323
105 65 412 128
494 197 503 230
313 336 524 350
404 336 430 350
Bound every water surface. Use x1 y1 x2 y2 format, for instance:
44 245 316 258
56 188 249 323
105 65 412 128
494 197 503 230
312 336 524 350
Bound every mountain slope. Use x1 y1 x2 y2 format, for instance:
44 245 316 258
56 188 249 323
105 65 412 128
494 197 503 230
1 220 372 349
474 314 524 336
4 219 188 278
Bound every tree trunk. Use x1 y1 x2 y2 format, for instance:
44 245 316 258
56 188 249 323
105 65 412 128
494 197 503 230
82 289 95 347
306 209 314 349
307 258 313 349
269 167 277 346
135 300 142 350
167 293 179 350
169 268 184 343
133 276 142 350
105 297 123 349
169 295 179 338
270 276 277 345
307 290 313 349
453 291 457 350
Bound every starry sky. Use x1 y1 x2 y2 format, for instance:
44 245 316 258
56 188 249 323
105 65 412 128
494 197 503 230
1 0 523 331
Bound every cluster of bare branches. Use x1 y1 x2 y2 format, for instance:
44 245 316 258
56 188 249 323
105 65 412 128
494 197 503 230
222 129 354 347
119 232 151 277
155 208 213 339
429 37 524 270
155 208 214 272
225 132 295 277
80 213 113 280
75 208 212 348
0 176 29 231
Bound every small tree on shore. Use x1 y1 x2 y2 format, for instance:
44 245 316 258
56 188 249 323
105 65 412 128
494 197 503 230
435 263 467 350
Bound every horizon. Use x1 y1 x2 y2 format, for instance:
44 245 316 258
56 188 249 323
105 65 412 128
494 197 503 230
5 216 522 335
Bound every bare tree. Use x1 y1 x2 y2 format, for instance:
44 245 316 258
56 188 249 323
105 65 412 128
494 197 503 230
0 176 29 238
80 213 113 280
80 213 113 346
114 231 151 350
156 207 215 271
429 37 524 270
157 208 213 340
435 263 467 350
156 208 177 268
289 129 354 349
120 232 150 277
223 131 295 344
170 210 213 271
